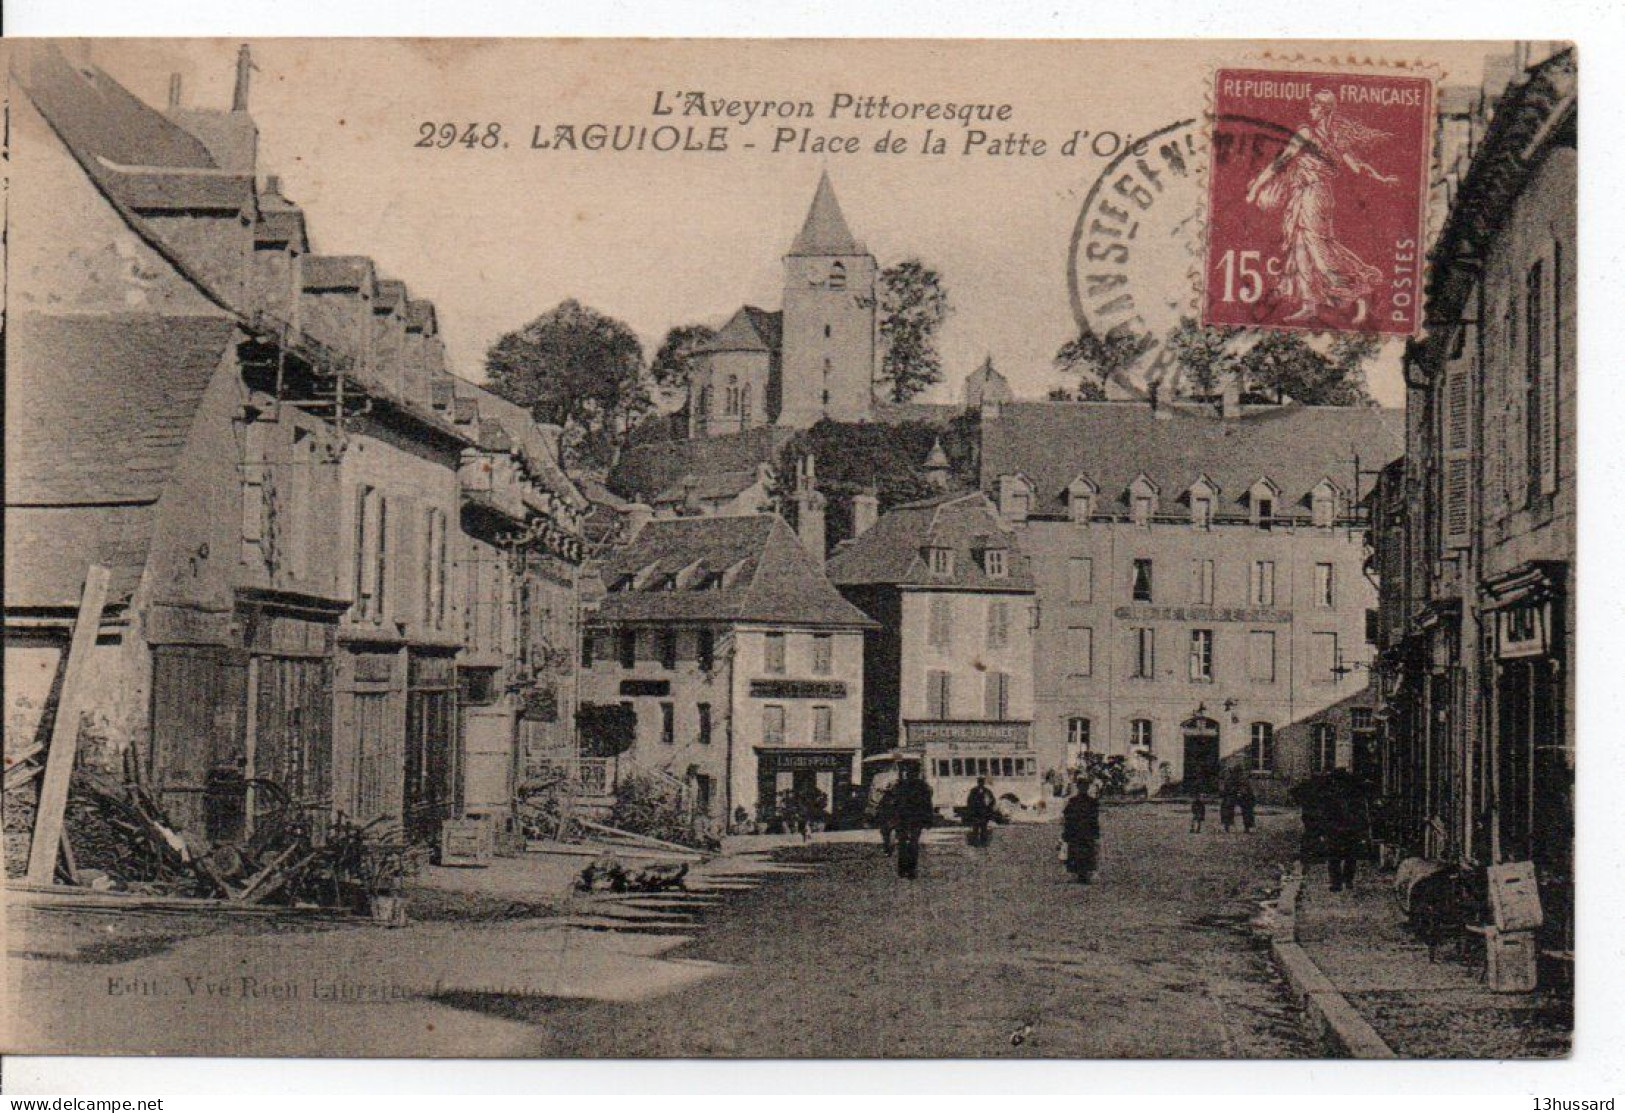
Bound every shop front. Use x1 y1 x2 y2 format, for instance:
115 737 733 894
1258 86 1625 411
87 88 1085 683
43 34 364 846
755 747 857 828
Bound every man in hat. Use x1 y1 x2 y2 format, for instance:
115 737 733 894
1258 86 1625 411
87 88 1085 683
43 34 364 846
892 764 936 879
964 776 998 848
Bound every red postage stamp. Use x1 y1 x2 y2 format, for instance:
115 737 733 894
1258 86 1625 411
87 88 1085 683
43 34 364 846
1203 67 1434 336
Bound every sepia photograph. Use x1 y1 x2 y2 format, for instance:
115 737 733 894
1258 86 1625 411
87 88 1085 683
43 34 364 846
0 35 1578 1065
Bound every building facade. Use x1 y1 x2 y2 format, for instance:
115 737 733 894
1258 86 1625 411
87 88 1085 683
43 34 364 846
829 491 1041 813
980 401 1403 798
1372 48 1575 941
579 516 873 829
3 45 585 851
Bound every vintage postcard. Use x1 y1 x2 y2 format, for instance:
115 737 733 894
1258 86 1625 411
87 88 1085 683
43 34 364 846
1 38 1576 1060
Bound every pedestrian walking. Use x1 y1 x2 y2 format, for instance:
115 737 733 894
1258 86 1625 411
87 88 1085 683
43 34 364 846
873 780 899 855
1189 794 1207 833
964 777 997 848
1239 781 1257 833
1320 770 1370 892
1061 778 1102 883
1219 791 1237 833
892 764 935 879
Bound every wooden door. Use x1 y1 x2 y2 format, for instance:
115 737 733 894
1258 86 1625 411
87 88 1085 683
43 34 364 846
254 655 333 827
150 646 248 840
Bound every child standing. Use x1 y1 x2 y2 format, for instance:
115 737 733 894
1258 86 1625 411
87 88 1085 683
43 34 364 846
1190 795 1207 833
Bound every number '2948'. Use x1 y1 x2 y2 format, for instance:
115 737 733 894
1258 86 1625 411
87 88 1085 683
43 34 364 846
415 123 505 149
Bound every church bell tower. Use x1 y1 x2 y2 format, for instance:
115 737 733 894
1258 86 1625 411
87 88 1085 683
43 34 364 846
778 172 876 428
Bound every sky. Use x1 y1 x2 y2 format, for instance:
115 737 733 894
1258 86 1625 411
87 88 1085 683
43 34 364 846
89 39 1501 408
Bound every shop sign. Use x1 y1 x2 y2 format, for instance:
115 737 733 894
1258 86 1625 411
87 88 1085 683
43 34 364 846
1497 602 1549 659
1114 605 1291 624
756 748 854 772
750 679 847 700
905 720 1031 746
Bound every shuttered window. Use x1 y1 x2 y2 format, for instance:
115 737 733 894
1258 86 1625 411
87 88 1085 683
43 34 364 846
986 601 1010 649
983 671 1010 720
1442 357 1473 548
762 704 786 745
1068 557 1093 602
926 670 952 719
928 596 953 648
1248 630 1276 682
1066 626 1093 677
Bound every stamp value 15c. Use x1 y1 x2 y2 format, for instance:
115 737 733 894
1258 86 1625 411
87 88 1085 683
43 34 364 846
1204 67 1435 337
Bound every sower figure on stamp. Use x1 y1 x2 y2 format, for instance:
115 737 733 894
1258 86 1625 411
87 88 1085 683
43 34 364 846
1245 88 1398 325
964 776 997 848
1061 777 1102 884
891 764 935 880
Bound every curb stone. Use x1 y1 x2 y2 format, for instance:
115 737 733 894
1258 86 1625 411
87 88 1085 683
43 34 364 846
1267 866 1398 1059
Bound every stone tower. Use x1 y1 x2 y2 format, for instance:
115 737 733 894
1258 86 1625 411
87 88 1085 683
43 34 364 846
779 172 876 428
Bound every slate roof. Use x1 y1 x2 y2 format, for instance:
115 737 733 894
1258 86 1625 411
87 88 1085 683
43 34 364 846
980 402 1404 517
652 468 767 507
15 45 218 171
828 491 1035 593
4 504 155 609
698 306 782 355
5 313 236 506
610 426 796 503
788 171 865 257
591 516 875 628
302 255 378 294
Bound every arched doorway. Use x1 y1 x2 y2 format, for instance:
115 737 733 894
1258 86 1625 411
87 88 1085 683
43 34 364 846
1182 717 1222 794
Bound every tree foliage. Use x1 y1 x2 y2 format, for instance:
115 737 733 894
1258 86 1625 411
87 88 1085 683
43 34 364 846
876 259 952 403
485 299 650 470
767 418 980 553
648 323 717 398
1053 325 1153 397
1164 315 1376 408
577 702 638 758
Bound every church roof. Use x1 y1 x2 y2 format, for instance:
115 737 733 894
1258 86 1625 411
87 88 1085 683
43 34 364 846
963 356 1014 408
698 306 782 355
787 171 865 257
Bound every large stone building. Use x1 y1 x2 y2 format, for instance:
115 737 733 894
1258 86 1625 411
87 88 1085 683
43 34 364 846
980 400 1403 798
3 45 586 851
829 491 1041 814
686 172 877 438
579 515 874 829
1370 48 1575 937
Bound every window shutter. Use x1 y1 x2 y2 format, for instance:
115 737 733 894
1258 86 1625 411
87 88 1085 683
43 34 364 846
392 495 420 626
1540 258 1559 497
1442 364 1473 549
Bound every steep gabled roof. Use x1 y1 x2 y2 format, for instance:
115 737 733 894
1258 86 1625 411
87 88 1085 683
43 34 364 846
980 402 1404 517
5 313 236 506
697 305 782 355
828 491 1035 592
787 171 865 257
592 515 875 628
652 469 767 507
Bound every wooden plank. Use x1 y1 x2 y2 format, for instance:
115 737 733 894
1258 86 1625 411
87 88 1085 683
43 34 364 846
576 818 703 856
26 565 111 885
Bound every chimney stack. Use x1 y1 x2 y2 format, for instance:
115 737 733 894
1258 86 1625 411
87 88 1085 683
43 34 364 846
851 488 880 538
264 174 283 197
681 474 703 516
168 73 183 109
232 44 254 112
794 455 827 559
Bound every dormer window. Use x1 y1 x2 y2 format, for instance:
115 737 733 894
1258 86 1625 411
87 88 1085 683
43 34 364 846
998 474 1034 523
1310 480 1340 528
829 262 847 290
1128 474 1160 527
1066 475 1098 523
1250 478 1280 530
984 548 1007 578
1187 476 1219 531
929 546 956 577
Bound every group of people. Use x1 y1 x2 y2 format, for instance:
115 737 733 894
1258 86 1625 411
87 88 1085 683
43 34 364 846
873 767 1104 884
1188 779 1258 834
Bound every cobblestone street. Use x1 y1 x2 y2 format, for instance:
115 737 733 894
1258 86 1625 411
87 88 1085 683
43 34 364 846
448 804 1313 1058
5 804 1311 1058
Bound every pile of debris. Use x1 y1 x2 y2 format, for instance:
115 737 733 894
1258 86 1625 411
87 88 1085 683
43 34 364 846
575 856 689 894
5 754 414 920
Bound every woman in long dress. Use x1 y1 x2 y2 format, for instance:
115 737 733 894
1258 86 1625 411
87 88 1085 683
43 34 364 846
1246 89 1399 325
1061 778 1102 884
